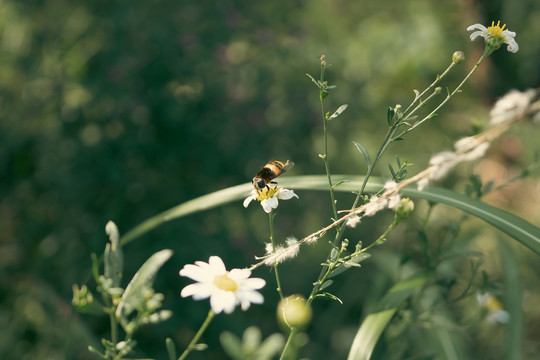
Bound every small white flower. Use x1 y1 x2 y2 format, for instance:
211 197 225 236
467 21 518 53
490 89 536 126
476 291 510 324
180 256 266 314
243 187 298 213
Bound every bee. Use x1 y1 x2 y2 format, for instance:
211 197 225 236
252 160 294 191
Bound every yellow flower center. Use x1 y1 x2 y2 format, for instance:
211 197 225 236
487 20 506 37
255 187 279 201
213 272 238 292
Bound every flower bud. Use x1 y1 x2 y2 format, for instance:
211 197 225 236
434 87 442 94
452 51 465 64
277 295 312 329
395 198 415 222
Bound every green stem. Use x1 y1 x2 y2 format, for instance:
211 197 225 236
402 61 456 116
279 327 298 360
319 65 339 222
178 310 215 360
395 53 487 140
269 211 284 299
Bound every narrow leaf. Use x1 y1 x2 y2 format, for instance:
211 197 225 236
353 141 372 168
320 279 333 291
328 104 349 120
387 107 395 126
306 73 319 87
116 249 173 319
120 176 540 256
315 292 343 304
347 274 430 360
166 338 176 360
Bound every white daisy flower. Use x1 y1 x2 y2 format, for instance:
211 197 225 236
243 186 298 213
467 20 518 54
180 256 266 314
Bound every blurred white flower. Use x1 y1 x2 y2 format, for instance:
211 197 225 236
180 256 266 314
476 291 510 324
467 21 518 53
490 89 536 126
243 187 298 213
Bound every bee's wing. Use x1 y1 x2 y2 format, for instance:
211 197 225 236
282 160 295 172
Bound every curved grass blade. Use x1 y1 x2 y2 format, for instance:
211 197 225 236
119 176 540 256
347 274 430 360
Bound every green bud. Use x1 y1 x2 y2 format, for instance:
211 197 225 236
434 87 442 94
277 295 312 330
452 51 465 64
395 198 415 222
72 284 105 315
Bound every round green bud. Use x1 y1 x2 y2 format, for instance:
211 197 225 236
452 51 465 64
277 295 312 329
395 198 415 222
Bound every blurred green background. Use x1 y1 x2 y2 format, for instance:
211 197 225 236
1 0 539 359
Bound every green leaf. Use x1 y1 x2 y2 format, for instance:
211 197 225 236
314 292 343 304
306 73 319 87
387 107 395 126
166 338 176 360
328 104 349 120
119 176 540 256
331 179 350 189
353 141 372 168
499 239 523 360
319 279 333 290
220 332 243 360
115 249 173 319
328 253 371 278
255 333 285 360
347 274 430 360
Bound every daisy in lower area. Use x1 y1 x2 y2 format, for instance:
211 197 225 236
467 20 518 54
243 186 298 213
180 256 266 314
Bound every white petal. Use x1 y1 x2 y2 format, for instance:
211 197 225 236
469 30 487 41
240 290 264 305
181 283 214 299
243 195 255 208
267 196 279 209
261 199 272 213
466 23 487 32
180 263 214 283
503 32 519 53
208 256 227 274
211 290 236 314
276 188 298 200
241 277 266 290
228 268 252 282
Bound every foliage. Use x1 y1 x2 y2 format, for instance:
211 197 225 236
1 0 540 359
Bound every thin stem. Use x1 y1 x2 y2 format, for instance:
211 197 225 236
279 327 298 360
319 65 339 222
402 61 456 116
177 310 215 360
269 211 284 299
395 53 487 140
